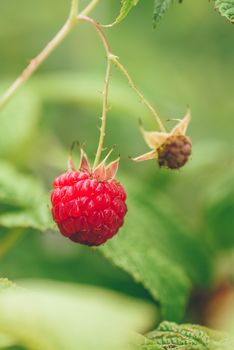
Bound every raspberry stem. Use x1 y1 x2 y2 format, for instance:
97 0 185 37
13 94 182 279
110 57 166 132
69 0 79 20
78 16 112 57
77 17 166 133
0 0 166 152
78 16 113 168
77 16 166 167
0 0 101 110
93 59 112 168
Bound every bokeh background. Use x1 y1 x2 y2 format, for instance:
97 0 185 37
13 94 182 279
0 0 234 345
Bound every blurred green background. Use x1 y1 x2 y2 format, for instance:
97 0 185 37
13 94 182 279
0 0 234 338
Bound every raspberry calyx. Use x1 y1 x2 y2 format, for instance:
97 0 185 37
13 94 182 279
132 109 192 170
51 149 127 246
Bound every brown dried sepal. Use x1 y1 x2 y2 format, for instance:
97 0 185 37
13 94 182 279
68 145 120 182
158 134 192 170
132 109 192 170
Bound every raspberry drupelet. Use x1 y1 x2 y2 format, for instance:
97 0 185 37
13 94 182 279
51 149 127 246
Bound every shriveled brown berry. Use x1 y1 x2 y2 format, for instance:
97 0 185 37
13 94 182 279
157 134 192 170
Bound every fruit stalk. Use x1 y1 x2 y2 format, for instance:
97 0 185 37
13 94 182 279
78 15 166 165
93 58 112 168
78 15 114 168
111 56 166 132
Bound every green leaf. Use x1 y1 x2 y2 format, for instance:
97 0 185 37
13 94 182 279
0 334 15 349
0 162 53 231
153 0 173 27
107 0 139 27
205 169 234 250
0 163 212 321
100 178 213 321
0 279 155 350
139 321 234 350
153 0 184 27
214 0 234 23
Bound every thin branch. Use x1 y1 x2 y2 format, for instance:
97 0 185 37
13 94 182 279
69 0 80 20
78 15 166 166
0 20 76 110
78 15 112 56
0 0 100 111
111 57 166 132
81 0 101 16
78 16 113 169
78 16 165 132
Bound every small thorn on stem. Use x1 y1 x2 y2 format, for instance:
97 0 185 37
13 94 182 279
167 118 181 123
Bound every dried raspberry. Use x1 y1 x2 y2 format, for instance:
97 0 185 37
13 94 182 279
132 110 192 170
51 150 127 246
158 134 192 170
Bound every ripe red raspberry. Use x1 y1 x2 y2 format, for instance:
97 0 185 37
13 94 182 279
158 134 192 170
51 150 127 246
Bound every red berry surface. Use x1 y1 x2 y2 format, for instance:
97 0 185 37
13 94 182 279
51 171 127 246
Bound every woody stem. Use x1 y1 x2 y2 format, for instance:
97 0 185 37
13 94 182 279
0 0 101 110
69 0 79 19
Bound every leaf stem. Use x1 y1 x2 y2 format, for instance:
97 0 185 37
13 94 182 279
0 0 100 111
111 57 166 132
